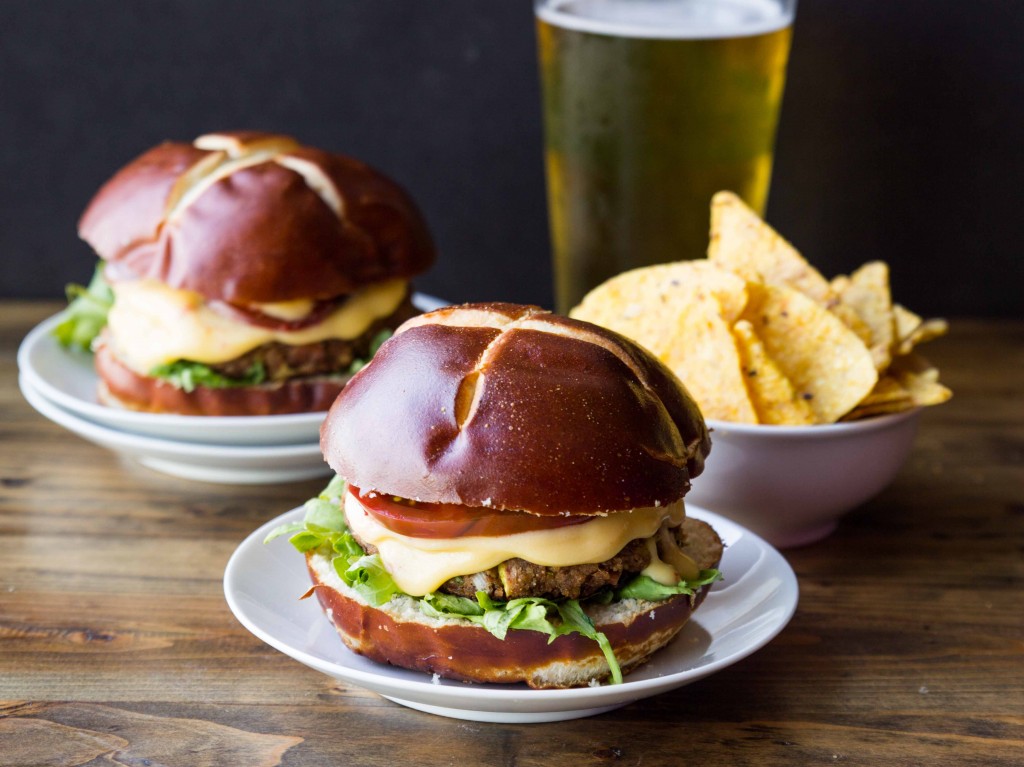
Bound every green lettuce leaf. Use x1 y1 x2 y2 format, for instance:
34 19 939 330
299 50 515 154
420 589 623 684
553 599 621 685
615 569 723 603
262 521 306 544
337 553 401 604
420 591 485 618
264 475 357 553
148 359 266 393
319 474 347 502
52 264 113 350
302 496 347 533
347 329 393 374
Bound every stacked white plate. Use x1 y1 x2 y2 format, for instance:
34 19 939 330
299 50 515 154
17 294 447 484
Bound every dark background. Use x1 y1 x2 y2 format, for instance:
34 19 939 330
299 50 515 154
2 1 1021 317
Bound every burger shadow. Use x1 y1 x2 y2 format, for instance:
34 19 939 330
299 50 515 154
631 619 715 681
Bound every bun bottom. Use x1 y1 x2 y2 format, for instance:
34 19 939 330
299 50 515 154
95 344 347 416
305 517 722 689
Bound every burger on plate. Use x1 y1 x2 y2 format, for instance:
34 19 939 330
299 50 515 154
55 131 435 415
270 302 723 688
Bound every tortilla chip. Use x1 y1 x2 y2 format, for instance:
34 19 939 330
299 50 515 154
572 267 757 423
708 191 834 305
740 283 878 423
889 352 953 407
571 261 749 326
858 375 914 408
660 295 758 423
892 304 949 356
831 262 896 371
901 318 949 355
913 318 949 345
893 304 923 346
732 319 815 425
840 375 916 420
829 296 873 347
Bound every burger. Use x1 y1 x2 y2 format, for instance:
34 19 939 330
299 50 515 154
55 131 435 415
270 302 723 688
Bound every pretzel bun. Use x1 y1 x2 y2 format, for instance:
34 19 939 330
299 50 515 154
322 302 710 515
308 303 719 687
77 132 434 415
307 516 723 689
79 131 434 304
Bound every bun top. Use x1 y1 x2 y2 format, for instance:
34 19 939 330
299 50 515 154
78 131 435 304
321 303 710 516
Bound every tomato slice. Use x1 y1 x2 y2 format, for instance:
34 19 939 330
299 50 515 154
208 296 345 330
350 485 593 539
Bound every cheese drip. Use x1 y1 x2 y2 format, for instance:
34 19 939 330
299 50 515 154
344 491 685 597
106 278 407 372
640 538 679 586
640 529 700 585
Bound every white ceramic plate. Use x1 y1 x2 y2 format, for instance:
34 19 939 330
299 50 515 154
17 293 449 446
224 505 798 722
20 374 330 484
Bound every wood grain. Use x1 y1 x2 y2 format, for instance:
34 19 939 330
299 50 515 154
1 302 1022 767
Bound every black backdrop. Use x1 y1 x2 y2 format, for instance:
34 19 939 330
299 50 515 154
2 1 1021 317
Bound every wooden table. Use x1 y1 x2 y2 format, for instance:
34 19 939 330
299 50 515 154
1 301 1022 766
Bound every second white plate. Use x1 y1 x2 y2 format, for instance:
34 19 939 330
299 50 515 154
20 374 331 484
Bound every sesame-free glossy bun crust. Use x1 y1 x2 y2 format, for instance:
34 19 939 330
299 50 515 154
78 132 435 304
321 303 711 515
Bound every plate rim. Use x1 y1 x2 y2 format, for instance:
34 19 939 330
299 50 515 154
19 373 325 458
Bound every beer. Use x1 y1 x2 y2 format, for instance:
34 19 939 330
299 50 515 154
536 0 795 313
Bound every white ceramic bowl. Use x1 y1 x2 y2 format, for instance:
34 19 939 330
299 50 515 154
687 409 921 548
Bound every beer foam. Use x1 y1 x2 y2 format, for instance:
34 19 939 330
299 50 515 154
537 0 793 40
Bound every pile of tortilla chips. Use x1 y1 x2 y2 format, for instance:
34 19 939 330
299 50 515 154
570 191 951 424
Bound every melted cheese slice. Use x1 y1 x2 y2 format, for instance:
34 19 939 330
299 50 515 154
344 491 685 597
106 278 407 372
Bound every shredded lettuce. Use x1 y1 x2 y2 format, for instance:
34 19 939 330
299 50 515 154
423 590 624 684
52 264 113 350
347 328 393 374
616 570 723 603
338 553 402 604
266 475 348 550
266 475 722 687
267 478 400 604
148 359 267 392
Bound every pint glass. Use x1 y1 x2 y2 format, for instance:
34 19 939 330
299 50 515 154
536 0 796 313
